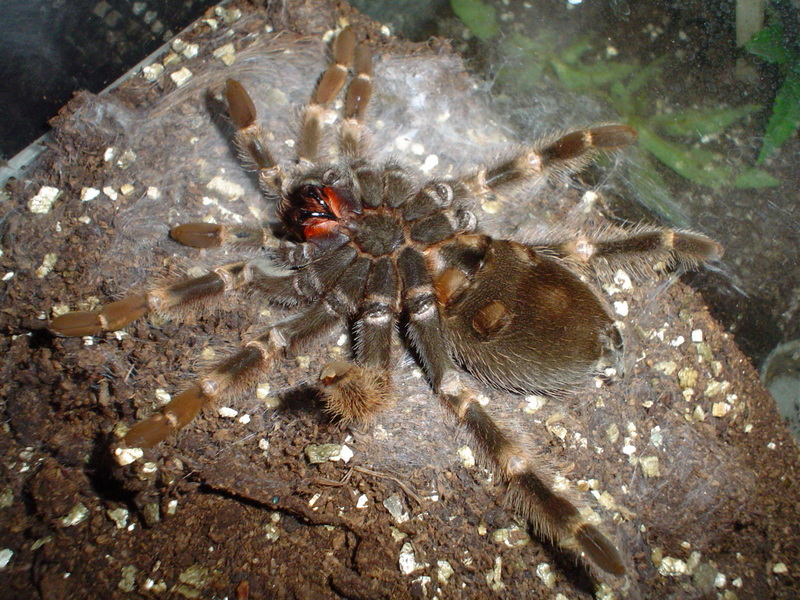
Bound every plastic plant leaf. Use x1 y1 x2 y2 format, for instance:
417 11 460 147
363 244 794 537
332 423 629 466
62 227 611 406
609 80 633 114
626 147 691 228
637 127 733 188
746 24 789 64
652 104 762 137
495 32 550 93
734 168 781 188
451 0 499 41
505 30 558 55
757 67 800 163
496 59 544 95
551 58 637 92
624 57 664 96
560 38 594 66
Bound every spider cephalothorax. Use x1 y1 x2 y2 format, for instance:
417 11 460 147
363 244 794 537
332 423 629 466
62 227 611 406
49 27 722 576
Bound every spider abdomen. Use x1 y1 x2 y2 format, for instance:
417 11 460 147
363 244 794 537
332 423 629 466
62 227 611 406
438 238 622 393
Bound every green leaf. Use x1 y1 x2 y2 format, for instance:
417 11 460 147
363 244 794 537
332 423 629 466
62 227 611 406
504 31 537 53
746 24 789 64
609 80 633 114
624 56 664 96
550 58 637 91
496 34 546 94
559 38 594 65
637 127 733 188
652 104 761 137
626 148 692 228
504 30 558 55
758 67 800 163
451 0 499 41
734 168 781 188
496 59 544 94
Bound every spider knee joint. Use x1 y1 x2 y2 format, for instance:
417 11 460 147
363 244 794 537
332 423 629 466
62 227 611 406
245 339 272 361
407 290 437 320
574 238 596 261
199 377 220 397
319 360 352 385
267 328 289 350
364 305 392 325
440 370 463 396
506 454 528 476
456 209 477 233
423 182 454 208
163 411 180 429
526 151 543 172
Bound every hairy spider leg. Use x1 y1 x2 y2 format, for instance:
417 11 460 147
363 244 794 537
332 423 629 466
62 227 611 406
538 226 724 274
296 26 356 164
458 124 638 197
48 240 364 339
168 222 271 250
438 372 626 576
395 241 625 575
226 78 283 194
339 42 372 158
120 243 372 447
124 308 323 448
166 78 280 251
318 256 397 423
166 79 281 251
49 262 254 337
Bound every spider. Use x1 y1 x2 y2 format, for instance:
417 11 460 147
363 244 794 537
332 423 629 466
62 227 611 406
49 27 722 576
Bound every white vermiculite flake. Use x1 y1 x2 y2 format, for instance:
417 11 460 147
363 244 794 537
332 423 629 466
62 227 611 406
28 186 61 214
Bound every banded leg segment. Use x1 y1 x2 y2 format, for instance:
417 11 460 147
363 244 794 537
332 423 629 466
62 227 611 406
50 243 360 338
354 256 398 371
539 226 724 273
49 262 255 337
397 246 452 387
170 222 271 250
124 334 279 447
296 27 356 163
457 125 637 198
319 256 399 423
226 78 283 194
438 371 625 576
396 247 625 574
339 43 373 158
124 301 343 447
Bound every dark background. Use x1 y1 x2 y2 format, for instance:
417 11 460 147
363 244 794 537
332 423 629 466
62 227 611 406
0 0 217 160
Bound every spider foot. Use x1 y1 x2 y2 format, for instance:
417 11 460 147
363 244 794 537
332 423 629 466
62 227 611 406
49 294 149 336
318 361 394 424
170 222 269 249
225 78 283 191
123 384 207 448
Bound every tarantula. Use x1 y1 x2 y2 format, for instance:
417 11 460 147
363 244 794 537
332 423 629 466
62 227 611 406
49 28 722 575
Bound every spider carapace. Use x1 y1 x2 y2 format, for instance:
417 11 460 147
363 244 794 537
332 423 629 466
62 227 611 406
49 27 723 576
